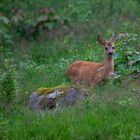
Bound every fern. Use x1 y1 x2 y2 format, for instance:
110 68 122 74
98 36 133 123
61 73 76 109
0 72 16 104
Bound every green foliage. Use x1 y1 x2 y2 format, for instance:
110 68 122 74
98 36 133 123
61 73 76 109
91 0 140 20
0 16 13 47
115 33 140 77
0 2 70 40
0 15 14 69
11 8 69 38
0 72 16 111
67 0 92 22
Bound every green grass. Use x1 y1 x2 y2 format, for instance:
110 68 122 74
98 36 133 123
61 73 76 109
1 83 140 140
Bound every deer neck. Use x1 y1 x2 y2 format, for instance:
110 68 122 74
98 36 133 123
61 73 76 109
102 56 114 72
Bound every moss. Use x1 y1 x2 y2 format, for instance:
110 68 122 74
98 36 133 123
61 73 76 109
36 84 71 96
36 84 84 96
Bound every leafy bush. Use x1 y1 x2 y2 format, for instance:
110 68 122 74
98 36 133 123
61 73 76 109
115 33 140 77
0 16 14 51
11 7 69 38
0 15 14 72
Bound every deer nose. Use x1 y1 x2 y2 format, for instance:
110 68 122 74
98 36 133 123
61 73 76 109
108 48 114 56
109 52 113 55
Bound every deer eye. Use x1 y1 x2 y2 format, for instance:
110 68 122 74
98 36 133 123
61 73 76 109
112 46 114 49
105 47 108 50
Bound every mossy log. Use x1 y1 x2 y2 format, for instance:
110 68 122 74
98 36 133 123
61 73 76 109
29 84 87 111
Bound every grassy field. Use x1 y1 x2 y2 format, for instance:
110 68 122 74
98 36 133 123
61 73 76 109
0 0 140 139
1 83 140 140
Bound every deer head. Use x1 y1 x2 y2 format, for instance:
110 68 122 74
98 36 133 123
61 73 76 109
97 34 116 58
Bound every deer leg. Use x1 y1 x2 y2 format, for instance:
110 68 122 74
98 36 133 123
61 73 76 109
90 78 100 86
107 72 117 79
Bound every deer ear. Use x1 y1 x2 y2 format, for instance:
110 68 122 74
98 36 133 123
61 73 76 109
110 33 116 44
97 34 106 45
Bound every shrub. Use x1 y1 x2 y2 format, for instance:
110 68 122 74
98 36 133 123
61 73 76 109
0 15 14 51
115 33 140 77
11 7 70 38
0 15 14 72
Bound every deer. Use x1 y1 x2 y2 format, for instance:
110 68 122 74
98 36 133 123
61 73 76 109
66 34 117 86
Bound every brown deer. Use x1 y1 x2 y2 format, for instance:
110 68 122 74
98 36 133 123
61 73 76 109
66 34 117 86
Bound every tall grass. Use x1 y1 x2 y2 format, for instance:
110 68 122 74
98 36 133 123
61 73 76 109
1 83 140 140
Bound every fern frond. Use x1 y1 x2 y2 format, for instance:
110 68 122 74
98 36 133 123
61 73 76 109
0 72 16 103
